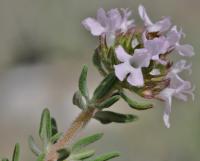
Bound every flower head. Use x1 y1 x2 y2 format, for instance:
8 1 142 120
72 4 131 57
83 5 195 127
82 8 135 46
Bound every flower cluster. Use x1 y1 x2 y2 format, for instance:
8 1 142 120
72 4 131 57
82 5 194 127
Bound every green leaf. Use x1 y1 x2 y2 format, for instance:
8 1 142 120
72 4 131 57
90 152 120 161
93 48 107 76
57 148 70 161
51 118 58 136
72 133 103 152
73 91 86 110
39 108 52 145
36 153 45 161
120 92 153 110
93 73 118 100
96 95 120 110
79 65 89 100
28 136 41 156
12 143 20 161
70 150 95 160
50 132 63 144
94 111 138 124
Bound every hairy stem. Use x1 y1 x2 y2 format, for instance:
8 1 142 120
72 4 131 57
45 108 96 161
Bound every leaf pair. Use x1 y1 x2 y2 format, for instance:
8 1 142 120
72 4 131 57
29 108 63 160
68 133 119 161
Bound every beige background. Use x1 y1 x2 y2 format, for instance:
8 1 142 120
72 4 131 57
0 0 199 161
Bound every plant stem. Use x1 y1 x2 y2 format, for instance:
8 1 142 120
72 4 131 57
45 108 96 161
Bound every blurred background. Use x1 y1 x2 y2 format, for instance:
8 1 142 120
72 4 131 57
0 0 199 160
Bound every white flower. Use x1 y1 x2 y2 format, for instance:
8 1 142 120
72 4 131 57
82 8 135 46
114 46 151 87
142 33 170 64
166 26 195 56
157 60 194 128
138 5 171 33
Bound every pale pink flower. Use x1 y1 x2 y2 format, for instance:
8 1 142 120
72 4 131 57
138 5 171 33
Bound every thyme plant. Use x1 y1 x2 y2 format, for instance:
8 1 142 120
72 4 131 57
1 5 194 161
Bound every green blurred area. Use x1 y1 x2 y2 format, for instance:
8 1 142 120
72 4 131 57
0 0 199 161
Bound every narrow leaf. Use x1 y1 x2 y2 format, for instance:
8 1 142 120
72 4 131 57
51 118 58 136
120 92 153 110
93 73 118 100
39 108 52 145
70 150 95 160
72 133 103 152
50 132 63 144
79 65 89 100
91 152 120 161
96 95 120 110
73 91 86 110
94 111 138 124
93 48 107 76
28 136 41 156
12 143 20 161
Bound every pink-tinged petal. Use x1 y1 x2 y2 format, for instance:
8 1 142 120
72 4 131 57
167 26 181 45
114 62 133 81
130 48 150 67
138 5 153 26
115 46 131 62
127 68 144 87
107 9 122 30
158 88 174 128
174 93 188 101
97 8 108 27
147 17 171 33
176 44 195 57
172 60 192 74
120 8 135 32
82 18 105 36
144 37 170 56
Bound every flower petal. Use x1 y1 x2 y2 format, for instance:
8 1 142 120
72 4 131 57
145 37 169 55
172 60 192 74
115 46 132 62
163 111 170 128
166 26 181 45
107 9 122 30
120 8 135 32
130 48 150 67
147 17 171 33
97 8 108 27
176 44 195 57
114 62 133 81
138 5 153 26
158 88 174 128
82 18 105 36
127 68 144 87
